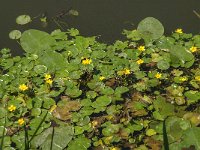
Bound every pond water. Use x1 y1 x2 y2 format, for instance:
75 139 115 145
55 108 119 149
0 0 200 55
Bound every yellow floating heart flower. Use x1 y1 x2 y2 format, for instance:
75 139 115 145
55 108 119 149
137 46 145 51
45 74 51 80
175 28 183 34
99 76 105 81
92 120 98 128
18 118 25 125
179 76 188 82
19 84 28 91
46 79 53 85
8 105 16 112
82 58 92 65
155 73 162 79
136 59 144 65
195 76 200 81
190 46 198 53
124 69 131 75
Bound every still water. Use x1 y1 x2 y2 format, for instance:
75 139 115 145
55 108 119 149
0 0 200 55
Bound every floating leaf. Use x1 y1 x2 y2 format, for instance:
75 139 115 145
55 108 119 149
9 30 21 39
31 126 74 150
92 96 112 108
157 60 170 70
16 15 31 25
137 17 164 40
68 9 79 16
20 29 56 54
67 136 91 150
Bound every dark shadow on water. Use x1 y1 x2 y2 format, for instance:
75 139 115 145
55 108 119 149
0 0 200 56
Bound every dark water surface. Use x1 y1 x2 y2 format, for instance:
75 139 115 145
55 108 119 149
0 0 200 55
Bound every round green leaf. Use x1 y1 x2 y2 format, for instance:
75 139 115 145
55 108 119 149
157 60 170 70
9 30 21 39
20 29 56 54
137 17 164 40
16 15 31 25
34 65 47 74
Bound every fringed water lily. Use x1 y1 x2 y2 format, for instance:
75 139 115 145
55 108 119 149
136 59 144 65
8 105 16 112
19 84 28 91
175 28 183 34
82 58 92 65
190 46 198 52
18 118 25 125
137 46 145 51
155 72 162 79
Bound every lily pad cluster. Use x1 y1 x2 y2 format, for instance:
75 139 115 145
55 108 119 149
0 17 200 150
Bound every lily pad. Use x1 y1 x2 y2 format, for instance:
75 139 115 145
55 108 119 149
137 17 164 40
16 15 31 25
9 30 22 39
20 29 56 54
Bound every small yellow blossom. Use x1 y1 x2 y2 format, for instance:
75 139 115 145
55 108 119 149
82 58 92 65
190 46 198 53
136 59 144 65
99 76 105 81
124 69 131 75
18 118 25 125
155 73 162 79
44 74 51 80
8 105 16 112
179 76 188 82
175 28 183 34
138 46 145 51
46 79 53 85
195 76 200 81
19 84 28 91
92 120 98 128
110 147 120 150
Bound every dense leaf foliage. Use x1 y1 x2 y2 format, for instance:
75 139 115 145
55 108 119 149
0 17 200 150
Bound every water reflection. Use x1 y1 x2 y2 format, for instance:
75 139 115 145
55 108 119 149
0 0 199 55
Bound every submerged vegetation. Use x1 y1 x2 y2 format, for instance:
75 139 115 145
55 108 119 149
0 17 200 150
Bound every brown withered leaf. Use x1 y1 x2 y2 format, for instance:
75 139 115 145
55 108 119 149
53 100 81 121
144 137 162 150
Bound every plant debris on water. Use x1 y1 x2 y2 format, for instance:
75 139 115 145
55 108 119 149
1 17 200 150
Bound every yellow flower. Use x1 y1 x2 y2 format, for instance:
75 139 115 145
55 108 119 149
155 73 162 79
19 84 28 91
195 76 200 81
124 69 131 75
82 58 92 65
46 79 53 85
190 46 198 53
99 76 105 81
136 59 144 65
8 105 16 112
18 118 25 125
175 28 183 34
138 46 145 51
179 76 188 82
44 74 51 80
110 147 120 150
92 120 98 128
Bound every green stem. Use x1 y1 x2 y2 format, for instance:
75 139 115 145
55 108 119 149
29 111 48 143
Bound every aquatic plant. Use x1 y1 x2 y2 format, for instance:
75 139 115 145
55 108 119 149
0 17 200 150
